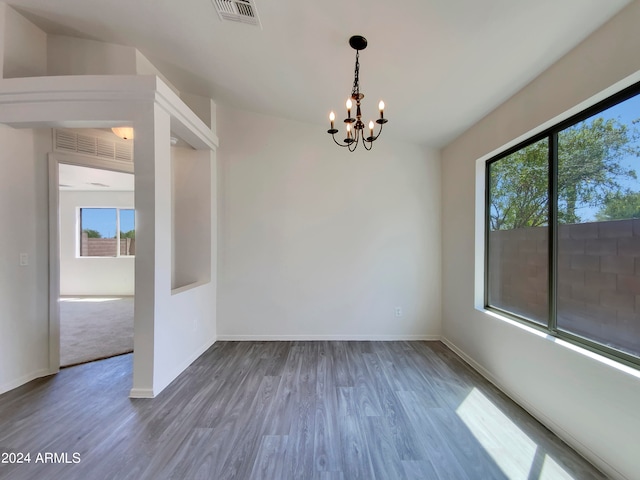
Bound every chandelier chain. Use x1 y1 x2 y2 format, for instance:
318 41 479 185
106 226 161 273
351 50 360 99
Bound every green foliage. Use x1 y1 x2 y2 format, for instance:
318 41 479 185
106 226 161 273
83 229 102 238
596 190 640 220
489 139 548 230
119 230 135 239
558 117 637 224
489 116 639 230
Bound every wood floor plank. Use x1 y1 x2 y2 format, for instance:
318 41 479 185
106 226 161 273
317 472 345 480
336 387 376 480
248 435 288 480
396 390 474 480
427 407 507 479
362 415 406 480
375 342 446 402
0 341 607 480
344 345 382 417
402 460 440 479
165 428 219 480
329 342 354 387
261 345 303 436
313 341 343 473
282 342 317 479
212 348 280 478
362 350 424 461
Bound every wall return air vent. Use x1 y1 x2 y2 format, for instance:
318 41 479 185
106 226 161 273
212 0 262 27
54 129 133 164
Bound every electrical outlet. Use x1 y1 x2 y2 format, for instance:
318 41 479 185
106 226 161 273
395 307 402 317
19 253 29 266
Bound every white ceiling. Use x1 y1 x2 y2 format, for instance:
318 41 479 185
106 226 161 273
8 0 632 147
59 163 134 191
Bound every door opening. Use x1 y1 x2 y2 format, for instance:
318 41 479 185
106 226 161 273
49 149 135 370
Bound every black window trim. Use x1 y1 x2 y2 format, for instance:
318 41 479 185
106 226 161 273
484 80 640 370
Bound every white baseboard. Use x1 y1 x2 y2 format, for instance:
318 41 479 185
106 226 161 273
440 336 626 480
128 388 155 399
137 336 218 399
216 334 440 341
0 368 52 395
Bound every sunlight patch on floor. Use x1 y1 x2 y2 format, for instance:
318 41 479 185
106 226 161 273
456 387 574 480
539 454 575 480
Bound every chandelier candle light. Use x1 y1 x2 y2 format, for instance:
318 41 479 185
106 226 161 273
327 35 387 152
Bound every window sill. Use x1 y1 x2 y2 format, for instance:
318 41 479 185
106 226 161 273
482 308 640 380
171 279 210 296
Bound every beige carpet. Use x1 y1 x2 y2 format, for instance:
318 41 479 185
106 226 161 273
60 296 134 367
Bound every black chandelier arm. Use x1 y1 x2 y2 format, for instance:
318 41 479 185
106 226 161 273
328 119 388 150
329 134 373 152
333 137 351 148
370 120 386 142
349 130 363 152
362 120 385 144
329 131 355 148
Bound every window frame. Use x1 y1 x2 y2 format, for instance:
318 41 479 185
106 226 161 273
484 80 640 369
78 206 135 258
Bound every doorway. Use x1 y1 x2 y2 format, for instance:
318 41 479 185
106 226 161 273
49 148 135 369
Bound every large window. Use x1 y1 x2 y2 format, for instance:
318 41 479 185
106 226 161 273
80 208 135 257
486 82 640 365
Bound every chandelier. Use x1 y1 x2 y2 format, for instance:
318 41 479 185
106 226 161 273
327 35 388 152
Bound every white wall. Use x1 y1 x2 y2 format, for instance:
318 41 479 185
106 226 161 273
180 93 216 130
59 189 135 296
0 3 5 79
2 4 46 78
441 2 640 479
217 106 441 340
0 126 51 394
172 147 211 290
47 35 136 77
47 35 179 94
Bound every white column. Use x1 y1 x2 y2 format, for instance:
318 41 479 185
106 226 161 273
130 103 172 398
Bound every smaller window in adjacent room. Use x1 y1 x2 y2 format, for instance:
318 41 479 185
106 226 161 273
485 82 640 366
79 208 135 257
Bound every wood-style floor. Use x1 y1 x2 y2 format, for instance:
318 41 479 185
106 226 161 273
0 341 605 479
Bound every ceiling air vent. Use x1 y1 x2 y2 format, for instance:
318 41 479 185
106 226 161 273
212 0 262 27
